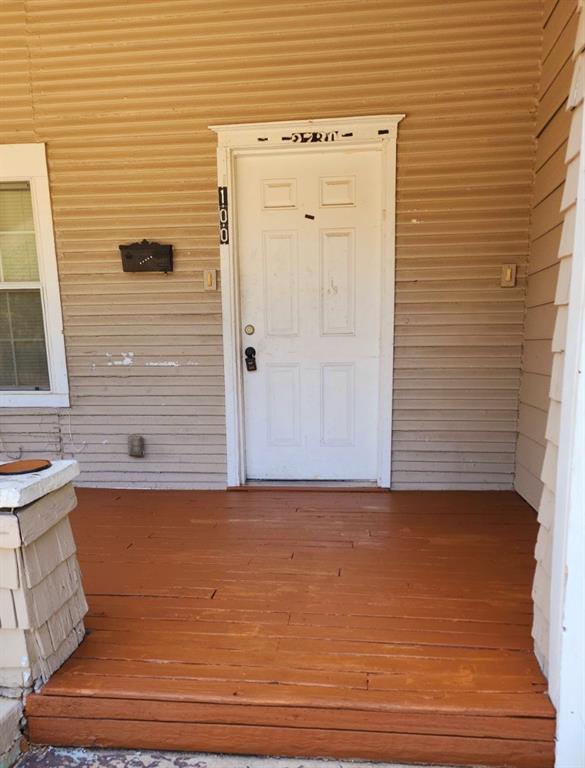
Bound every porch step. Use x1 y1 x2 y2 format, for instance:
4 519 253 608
27 689 554 768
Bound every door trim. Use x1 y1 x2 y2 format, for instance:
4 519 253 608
210 115 404 487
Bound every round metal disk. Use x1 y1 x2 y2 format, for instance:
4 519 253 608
0 459 52 476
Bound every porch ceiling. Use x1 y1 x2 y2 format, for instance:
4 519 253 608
26 489 555 767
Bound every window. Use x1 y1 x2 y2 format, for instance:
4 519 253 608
0 144 69 406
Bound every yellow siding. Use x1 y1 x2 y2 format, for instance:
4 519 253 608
0 0 542 488
516 0 579 508
0 1 35 142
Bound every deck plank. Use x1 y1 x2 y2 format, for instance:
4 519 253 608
27 488 555 767
27 695 556 741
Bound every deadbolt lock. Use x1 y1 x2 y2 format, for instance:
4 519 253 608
244 324 255 335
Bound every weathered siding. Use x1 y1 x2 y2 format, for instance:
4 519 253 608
531 0 584 674
516 0 579 508
0 0 542 489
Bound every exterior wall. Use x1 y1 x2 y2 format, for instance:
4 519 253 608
515 0 580 508
532 0 584 678
0 0 542 489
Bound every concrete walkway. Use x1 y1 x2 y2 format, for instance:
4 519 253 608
16 748 455 768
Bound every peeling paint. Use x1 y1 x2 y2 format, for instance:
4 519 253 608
106 352 135 367
145 361 179 367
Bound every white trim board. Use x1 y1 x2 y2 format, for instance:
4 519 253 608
210 115 404 487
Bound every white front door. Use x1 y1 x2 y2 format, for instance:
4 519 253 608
236 147 382 480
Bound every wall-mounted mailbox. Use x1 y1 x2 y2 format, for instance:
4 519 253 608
119 240 173 273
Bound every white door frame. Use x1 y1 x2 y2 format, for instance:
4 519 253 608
210 115 404 487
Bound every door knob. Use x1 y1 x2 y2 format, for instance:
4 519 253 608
244 346 257 371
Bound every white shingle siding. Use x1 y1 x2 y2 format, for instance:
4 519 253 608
530 0 584 674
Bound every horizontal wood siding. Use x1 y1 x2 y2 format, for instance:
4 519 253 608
0 1 35 142
515 0 579 509
0 0 542 488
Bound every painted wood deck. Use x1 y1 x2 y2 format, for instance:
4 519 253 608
26 489 555 767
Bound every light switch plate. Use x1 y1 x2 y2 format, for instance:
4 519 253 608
501 263 517 287
204 269 217 291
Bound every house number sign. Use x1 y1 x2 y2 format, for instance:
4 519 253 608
284 131 339 143
218 186 229 244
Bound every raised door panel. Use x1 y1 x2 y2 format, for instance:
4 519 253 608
263 179 297 209
319 176 356 207
320 229 355 336
321 363 355 447
266 364 301 447
263 231 299 336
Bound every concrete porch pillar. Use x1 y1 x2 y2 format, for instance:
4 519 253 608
0 461 87 766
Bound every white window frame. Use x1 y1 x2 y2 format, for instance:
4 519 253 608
0 143 69 407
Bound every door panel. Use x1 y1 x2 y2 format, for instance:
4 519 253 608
320 228 355 336
321 363 355 447
236 148 382 480
263 231 299 336
266 364 301 447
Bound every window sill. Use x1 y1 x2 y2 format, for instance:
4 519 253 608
0 392 70 408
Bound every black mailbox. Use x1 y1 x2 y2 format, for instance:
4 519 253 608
119 240 173 273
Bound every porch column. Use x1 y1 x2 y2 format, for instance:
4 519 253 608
0 460 87 766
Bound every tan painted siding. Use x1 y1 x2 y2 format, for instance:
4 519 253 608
516 0 579 508
0 1 35 143
0 0 542 489
531 2 584 674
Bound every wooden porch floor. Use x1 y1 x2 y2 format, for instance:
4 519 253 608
27 489 555 767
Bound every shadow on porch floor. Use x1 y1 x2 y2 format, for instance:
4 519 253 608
26 489 555 768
